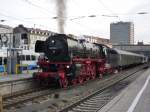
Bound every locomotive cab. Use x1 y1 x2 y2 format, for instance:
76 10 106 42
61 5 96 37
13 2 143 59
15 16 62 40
94 43 108 59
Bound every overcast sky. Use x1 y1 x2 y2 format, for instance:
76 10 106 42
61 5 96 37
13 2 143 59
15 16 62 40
0 0 150 43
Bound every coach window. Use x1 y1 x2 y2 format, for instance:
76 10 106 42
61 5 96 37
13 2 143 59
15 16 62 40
21 33 28 44
31 55 36 60
20 55 25 61
4 58 7 64
26 55 30 61
22 55 25 60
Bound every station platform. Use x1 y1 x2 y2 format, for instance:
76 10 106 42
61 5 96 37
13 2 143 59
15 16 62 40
0 70 37 83
99 67 150 112
0 74 32 83
0 71 36 96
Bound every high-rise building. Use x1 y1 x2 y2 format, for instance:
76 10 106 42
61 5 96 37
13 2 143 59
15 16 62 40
110 21 134 45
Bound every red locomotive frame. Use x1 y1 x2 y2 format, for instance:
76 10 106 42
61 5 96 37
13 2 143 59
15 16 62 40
34 56 112 88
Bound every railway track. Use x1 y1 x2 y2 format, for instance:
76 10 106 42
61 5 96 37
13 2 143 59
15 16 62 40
3 87 58 109
59 65 148 112
3 64 148 112
62 80 131 112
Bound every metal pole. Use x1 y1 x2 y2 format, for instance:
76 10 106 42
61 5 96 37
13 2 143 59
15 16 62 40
7 33 12 74
10 34 12 74
0 94 3 112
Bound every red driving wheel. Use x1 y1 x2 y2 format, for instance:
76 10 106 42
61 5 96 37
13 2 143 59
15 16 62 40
71 79 77 85
78 76 84 84
59 77 68 88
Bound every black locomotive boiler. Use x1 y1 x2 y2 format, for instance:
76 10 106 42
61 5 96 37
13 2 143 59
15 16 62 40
35 34 104 61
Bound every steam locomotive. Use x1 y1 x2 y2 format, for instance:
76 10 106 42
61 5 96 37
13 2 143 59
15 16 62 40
33 34 147 88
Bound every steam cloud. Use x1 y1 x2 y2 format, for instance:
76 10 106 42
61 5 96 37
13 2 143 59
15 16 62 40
56 0 67 34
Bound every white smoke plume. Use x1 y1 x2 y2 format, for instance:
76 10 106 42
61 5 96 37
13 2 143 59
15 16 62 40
56 0 67 34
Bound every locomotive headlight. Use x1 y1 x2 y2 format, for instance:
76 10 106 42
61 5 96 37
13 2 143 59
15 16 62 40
66 65 70 68
51 40 55 44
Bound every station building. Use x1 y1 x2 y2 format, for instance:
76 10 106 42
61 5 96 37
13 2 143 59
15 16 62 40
0 24 13 48
83 35 110 45
0 24 110 51
68 34 110 45
13 25 56 50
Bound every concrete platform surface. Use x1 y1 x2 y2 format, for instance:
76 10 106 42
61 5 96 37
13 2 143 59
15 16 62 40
99 68 150 112
0 70 38 83
0 73 32 83
0 72 36 95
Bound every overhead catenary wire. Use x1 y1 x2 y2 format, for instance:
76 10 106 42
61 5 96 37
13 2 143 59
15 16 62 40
21 0 119 23
96 0 117 15
0 12 33 24
0 11 57 32
70 0 100 16
0 14 100 37
22 0 56 17
0 0 118 36
0 10 103 37
68 19 106 37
